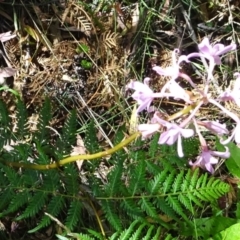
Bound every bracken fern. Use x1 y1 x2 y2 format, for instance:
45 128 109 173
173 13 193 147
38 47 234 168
0 98 230 238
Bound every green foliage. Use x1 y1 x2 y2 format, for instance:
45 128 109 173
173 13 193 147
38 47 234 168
0 98 231 238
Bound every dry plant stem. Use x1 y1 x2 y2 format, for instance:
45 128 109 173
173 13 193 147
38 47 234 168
3 103 199 170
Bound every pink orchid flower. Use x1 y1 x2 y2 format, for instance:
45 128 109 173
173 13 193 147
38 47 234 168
221 121 240 145
152 112 194 157
189 146 230 174
218 73 240 107
163 80 191 103
198 120 229 136
198 38 236 65
138 123 160 139
127 78 154 113
0 67 17 84
152 49 189 80
186 38 236 80
0 31 16 43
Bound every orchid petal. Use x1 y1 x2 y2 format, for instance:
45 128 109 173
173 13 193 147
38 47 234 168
181 129 194 138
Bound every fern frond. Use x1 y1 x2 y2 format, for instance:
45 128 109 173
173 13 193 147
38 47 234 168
148 133 160 158
178 194 194 214
104 154 124 197
115 219 139 240
166 195 189 222
15 98 28 138
128 222 146 240
128 157 146 195
101 200 122 231
121 199 144 219
102 31 119 49
84 121 101 154
0 188 14 213
28 196 65 233
2 191 29 217
141 224 155 240
65 200 82 231
162 170 176 194
62 164 79 195
172 170 184 193
67 233 95 240
0 100 11 148
16 192 48 220
34 98 51 143
56 110 77 157
154 197 178 220
151 227 161 240
139 198 159 220
1 164 19 184
147 169 169 195
41 170 60 192
109 220 162 240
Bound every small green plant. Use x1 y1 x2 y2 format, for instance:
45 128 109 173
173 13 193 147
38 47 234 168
80 59 92 69
76 43 90 54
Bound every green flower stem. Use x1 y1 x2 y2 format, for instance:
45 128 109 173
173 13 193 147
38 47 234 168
168 103 197 121
2 102 198 171
3 132 141 170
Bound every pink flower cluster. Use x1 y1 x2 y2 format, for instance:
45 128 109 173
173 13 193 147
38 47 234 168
127 38 238 173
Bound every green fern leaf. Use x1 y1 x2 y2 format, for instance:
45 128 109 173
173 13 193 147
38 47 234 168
166 195 189 222
0 100 11 148
117 219 139 240
85 229 104 240
178 194 194 214
0 188 14 213
35 141 51 165
155 197 178 220
67 233 95 240
121 199 144 219
162 170 176 193
151 227 161 240
16 192 48 220
101 200 122 231
189 168 199 190
84 121 101 154
15 98 28 139
28 196 65 233
147 169 169 195
128 222 147 240
1 164 19 184
141 224 155 240
63 164 79 195
65 200 82 231
145 160 163 175
181 169 192 192
139 198 158 219
149 133 160 158
172 170 184 193
185 192 203 208
2 191 29 216
34 98 51 143
55 110 77 157
128 157 146 195
105 156 124 196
